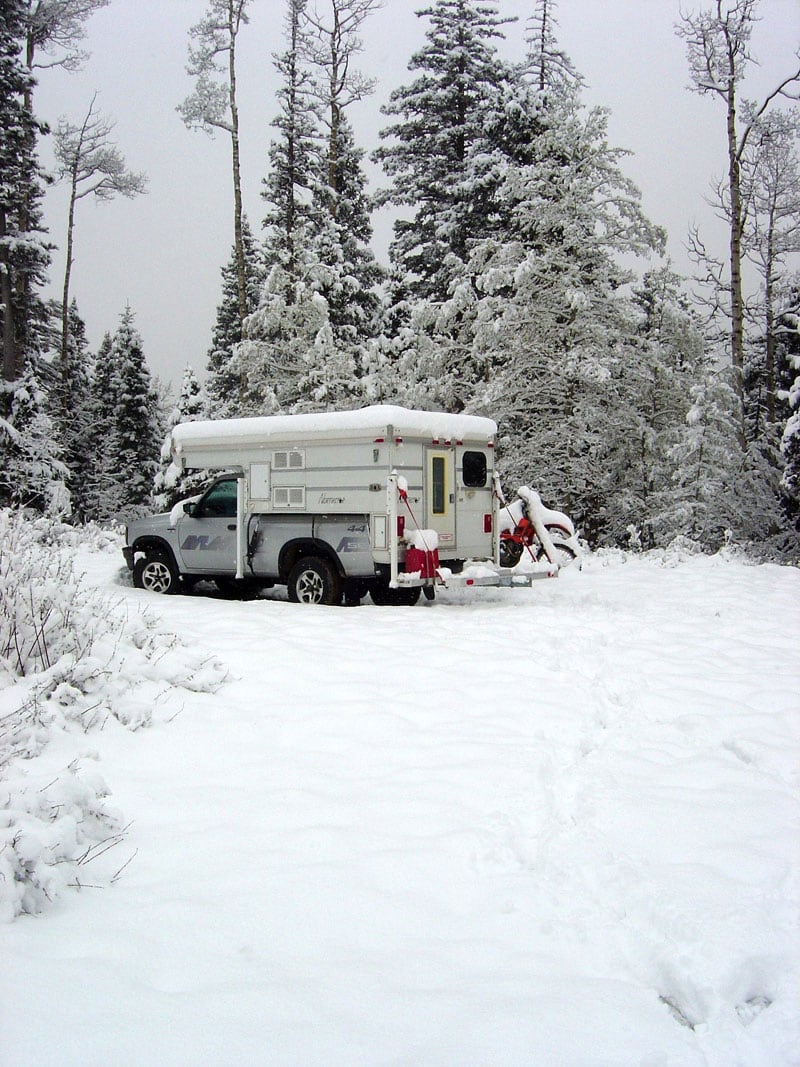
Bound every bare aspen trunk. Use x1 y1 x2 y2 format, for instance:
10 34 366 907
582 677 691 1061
328 6 341 213
229 1 247 326
61 168 79 370
726 77 747 449
764 226 776 425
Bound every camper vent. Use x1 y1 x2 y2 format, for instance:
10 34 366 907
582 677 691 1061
273 449 305 470
273 486 305 509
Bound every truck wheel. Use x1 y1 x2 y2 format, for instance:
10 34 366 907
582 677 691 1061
133 549 179 594
214 577 262 600
369 584 421 607
287 557 342 606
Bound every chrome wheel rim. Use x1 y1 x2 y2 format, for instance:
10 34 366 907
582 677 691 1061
143 560 172 593
296 568 324 603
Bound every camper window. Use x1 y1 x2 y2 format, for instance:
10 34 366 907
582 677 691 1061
462 451 487 488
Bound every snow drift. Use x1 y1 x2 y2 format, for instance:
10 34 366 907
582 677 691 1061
1 518 798 1066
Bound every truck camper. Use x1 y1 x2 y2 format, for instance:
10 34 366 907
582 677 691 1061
123 405 577 605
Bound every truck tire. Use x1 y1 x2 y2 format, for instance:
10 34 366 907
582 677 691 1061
369 584 421 607
133 549 180 594
214 577 263 600
287 557 342 606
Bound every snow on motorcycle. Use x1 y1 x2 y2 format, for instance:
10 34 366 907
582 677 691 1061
497 485 582 569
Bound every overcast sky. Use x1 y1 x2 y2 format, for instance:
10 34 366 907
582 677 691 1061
32 0 800 389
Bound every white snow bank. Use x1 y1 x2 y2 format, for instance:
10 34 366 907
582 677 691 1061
1 544 798 1066
0 512 228 921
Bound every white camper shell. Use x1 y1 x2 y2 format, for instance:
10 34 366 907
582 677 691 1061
128 405 555 605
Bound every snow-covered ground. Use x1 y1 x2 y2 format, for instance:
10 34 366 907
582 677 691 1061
1 540 799 1067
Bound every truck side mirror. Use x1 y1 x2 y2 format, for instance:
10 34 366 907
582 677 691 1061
183 501 196 517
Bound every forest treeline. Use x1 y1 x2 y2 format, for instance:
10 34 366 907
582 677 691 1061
1 0 799 555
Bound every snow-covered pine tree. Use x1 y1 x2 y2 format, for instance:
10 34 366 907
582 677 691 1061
0 360 67 513
153 364 207 510
526 0 581 97
262 0 316 279
240 0 380 414
409 9 665 540
374 0 515 308
291 0 380 409
607 268 704 548
666 367 742 547
88 308 159 523
1 0 52 385
205 216 264 417
310 116 382 355
229 0 319 414
779 295 800 538
234 259 331 414
50 300 93 519
83 330 116 520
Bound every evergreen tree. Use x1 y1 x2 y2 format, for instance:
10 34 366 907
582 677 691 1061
86 310 158 523
1 0 51 384
399 19 665 540
153 364 207 510
374 0 515 306
667 368 743 547
525 0 581 97
779 297 800 535
608 268 704 547
108 306 159 519
0 360 67 512
309 115 382 348
205 216 264 416
51 299 93 519
294 0 381 407
262 0 317 280
233 259 329 414
84 330 117 520
669 359 789 551
241 0 379 414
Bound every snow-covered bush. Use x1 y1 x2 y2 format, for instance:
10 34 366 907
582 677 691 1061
0 509 228 920
0 509 102 680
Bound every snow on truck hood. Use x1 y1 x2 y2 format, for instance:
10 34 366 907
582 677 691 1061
171 405 497 456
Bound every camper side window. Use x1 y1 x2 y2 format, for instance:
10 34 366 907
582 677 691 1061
462 451 487 488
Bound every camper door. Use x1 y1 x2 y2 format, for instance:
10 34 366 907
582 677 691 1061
427 447 456 548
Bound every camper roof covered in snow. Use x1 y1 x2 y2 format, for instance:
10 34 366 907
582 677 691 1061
171 405 497 468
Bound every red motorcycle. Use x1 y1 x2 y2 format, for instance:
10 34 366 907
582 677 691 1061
498 486 581 569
